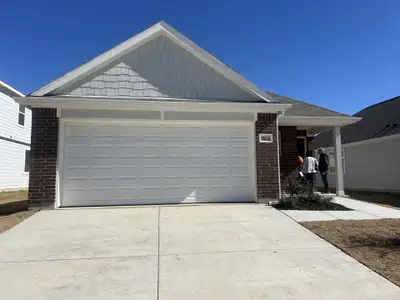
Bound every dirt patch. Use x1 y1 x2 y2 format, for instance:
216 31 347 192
302 219 400 287
346 191 400 209
0 190 28 204
0 210 38 234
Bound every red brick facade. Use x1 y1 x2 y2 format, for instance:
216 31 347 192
279 127 314 194
28 110 286 205
255 113 280 200
28 108 58 205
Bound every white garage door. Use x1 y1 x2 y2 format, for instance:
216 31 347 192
61 123 254 207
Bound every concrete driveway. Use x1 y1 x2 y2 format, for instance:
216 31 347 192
0 204 399 299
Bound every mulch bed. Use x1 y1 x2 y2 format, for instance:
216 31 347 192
302 219 400 287
273 198 351 211
0 210 39 234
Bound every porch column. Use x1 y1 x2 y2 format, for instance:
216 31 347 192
333 126 345 196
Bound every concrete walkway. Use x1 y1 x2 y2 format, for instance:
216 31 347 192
0 204 399 299
282 196 400 222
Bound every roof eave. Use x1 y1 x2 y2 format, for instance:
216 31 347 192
16 96 290 113
279 116 361 127
0 80 24 97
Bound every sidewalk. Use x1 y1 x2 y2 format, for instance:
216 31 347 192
281 196 400 222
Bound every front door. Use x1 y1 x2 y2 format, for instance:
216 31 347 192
297 137 306 159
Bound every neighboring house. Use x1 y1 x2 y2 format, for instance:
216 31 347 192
310 96 400 193
0 81 31 191
16 21 359 207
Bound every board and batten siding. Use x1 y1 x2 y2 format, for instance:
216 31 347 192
60 35 257 101
0 91 31 190
316 134 400 192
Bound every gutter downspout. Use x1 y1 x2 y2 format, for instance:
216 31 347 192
275 110 285 202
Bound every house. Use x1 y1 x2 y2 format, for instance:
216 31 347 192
15 21 359 207
310 96 400 193
0 81 30 191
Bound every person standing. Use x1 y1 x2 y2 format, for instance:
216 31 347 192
302 150 319 194
317 148 330 193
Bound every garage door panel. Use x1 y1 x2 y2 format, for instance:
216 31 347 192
114 166 138 177
64 168 90 179
61 123 254 206
65 145 90 157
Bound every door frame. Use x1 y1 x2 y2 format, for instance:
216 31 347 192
296 136 307 158
56 118 257 208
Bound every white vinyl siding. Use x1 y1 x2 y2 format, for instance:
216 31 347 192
0 139 30 190
0 91 31 190
61 123 254 206
0 93 31 144
316 134 400 192
61 36 257 101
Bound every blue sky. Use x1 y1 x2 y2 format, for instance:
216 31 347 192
1 0 399 115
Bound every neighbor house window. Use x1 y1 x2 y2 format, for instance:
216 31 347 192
24 150 31 172
18 104 25 126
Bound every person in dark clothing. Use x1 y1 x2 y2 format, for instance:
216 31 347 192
317 148 330 193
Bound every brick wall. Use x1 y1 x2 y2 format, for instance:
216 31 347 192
279 126 298 191
255 113 279 200
28 108 58 205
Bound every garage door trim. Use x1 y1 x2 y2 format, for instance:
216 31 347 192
56 118 257 208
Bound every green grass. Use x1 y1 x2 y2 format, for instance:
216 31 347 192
0 190 28 204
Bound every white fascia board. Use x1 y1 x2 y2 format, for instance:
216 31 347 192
279 116 361 127
31 21 274 102
16 96 290 113
0 80 24 97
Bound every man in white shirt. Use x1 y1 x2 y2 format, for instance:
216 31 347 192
302 150 319 194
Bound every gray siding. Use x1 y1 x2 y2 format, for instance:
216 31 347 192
60 36 256 101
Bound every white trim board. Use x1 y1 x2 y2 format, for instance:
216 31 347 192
30 21 275 102
16 96 290 113
0 80 24 97
279 116 361 127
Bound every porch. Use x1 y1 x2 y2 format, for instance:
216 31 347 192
279 120 350 197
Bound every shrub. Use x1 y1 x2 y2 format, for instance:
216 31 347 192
272 177 342 210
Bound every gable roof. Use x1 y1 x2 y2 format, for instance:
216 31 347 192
0 80 24 97
266 92 352 118
310 96 400 148
31 21 275 102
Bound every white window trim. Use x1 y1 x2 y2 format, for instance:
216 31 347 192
23 149 31 175
18 104 26 127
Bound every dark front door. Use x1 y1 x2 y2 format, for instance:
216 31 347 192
297 138 306 159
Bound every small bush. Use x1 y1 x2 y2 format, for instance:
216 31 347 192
273 177 349 211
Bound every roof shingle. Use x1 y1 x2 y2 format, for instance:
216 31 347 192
309 96 400 149
266 92 351 117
